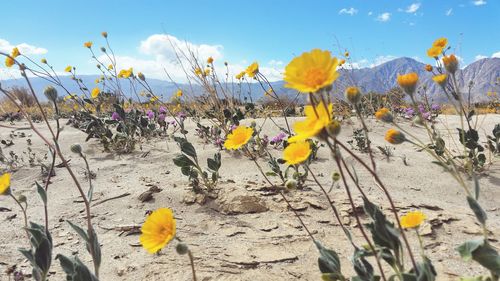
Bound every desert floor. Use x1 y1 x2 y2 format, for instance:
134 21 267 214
1 115 499 281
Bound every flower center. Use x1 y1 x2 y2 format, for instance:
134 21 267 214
304 68 326 87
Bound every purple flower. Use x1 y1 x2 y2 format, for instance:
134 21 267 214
230 124 237 131
158 113 166 122
418 104 425 113
422 112 431 120
159 106 167 114
405 107 415 116
111 112 121 121
431 104 441 111
215 137 223 146
271 132 287 144
146 110 154 120
177 111 187 120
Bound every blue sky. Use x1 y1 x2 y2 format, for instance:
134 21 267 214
1 0 499 81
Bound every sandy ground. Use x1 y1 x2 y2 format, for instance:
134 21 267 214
0 114 499 281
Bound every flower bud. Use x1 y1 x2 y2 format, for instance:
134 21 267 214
345 86 361 104
331 172 340 182
326 120 341 137
18 195 27 203
101 31 108 38
44 86 58 102
285 179 298 189
442 54 458 74
138 72 146 81
250 121 257 128
375 108 393 123
385 129 406 145
101 47 106 53
70 144 82 154
176 243 189 255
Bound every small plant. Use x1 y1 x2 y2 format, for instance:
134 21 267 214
172 137 221 196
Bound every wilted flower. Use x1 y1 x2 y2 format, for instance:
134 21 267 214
397 72 419 95
345 86 361 104
400 211 426 229
139 208 176 254
432 74 447 87
288 101 333 143
284 49 339 93
283 141 312 165
224 126 254 150
0 173 11 195
442 54 458 74
245 62 259 78
385 129 406 144
425 64 433 72
138 72 145 81
375 108 393 123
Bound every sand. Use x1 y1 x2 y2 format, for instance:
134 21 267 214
0 114 499 281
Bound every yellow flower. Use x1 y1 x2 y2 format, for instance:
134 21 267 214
5 57 14 68
194 67 202 76
442 54 458 74
139 208 176 254
0 173 11 195
108 64 113 70
400 211 426 229
339 59 346 66
235 71 245 80
91 87 100 99
425 64 433 72
204 68 211 76
264 88 274 97
344 51 349 57
432 74 447 87
427 46 443 58
284 49 339 93
11 47 20 58
150 96 159 102
432 37 448 48
283 141 312 165
345 86 361 104
397 72 419 95
375 108 393 123
207 57 214 64
118 68 133 78
224 126 254 150
385 129 406 144
176 89 183 97
245 62 259 78
41 58 47 64
288 101 332 143
84 41 93 48
64 65 72 72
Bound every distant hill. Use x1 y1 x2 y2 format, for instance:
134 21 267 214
1 57 498 103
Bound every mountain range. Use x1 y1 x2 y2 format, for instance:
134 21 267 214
1 57 498 103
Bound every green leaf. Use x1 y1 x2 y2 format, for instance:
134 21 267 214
457 239 483 261
466 196 487 225
315 241 343 276
207 158 219 171
473 175 480 200
36 182 47 205
67 221 89 242
181 141 197 158
173 154 195 168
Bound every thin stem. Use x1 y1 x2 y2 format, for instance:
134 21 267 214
188 250 197 281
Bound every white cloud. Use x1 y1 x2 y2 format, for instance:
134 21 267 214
349 55 398 69
0 38 48 55
475 54 487 61
405 3 421 13
339 7 358 15
368 11 373 16
445 8 453 16
94 33 285 82
376 12 391 22
492 51 500 58
473 0 486 6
